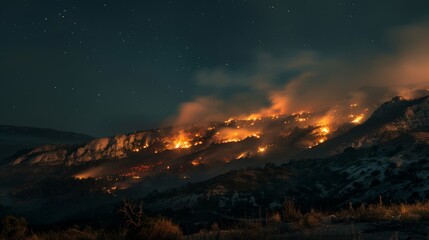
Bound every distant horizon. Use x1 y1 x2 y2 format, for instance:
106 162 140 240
3 93 429 139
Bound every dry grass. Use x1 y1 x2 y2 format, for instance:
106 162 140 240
5 200 429 240
335 201 429 222
283 199 303 222
188 200 429 239
25 227 125 240
137 218 184 240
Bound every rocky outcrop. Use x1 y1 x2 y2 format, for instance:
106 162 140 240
12 132 150 166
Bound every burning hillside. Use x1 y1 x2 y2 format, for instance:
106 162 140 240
2 95 429 224
5 98 381 198
7 95 429 199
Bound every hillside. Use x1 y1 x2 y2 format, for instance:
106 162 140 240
0 125 93 161
1 96 429 225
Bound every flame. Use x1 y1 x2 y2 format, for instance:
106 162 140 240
74 166 104 179
215 128 261 143
320 127 330 134
351 114 365 124
75 174 90 180
167 130 192 149
257 146 267 153
121 164 150 178
191 160 200 166
236 153 247 159
225 118 235 124
242 113 262 121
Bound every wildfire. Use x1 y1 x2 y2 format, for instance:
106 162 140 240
104 185 127 194
241 113 262 121
257 146 267 153
351 114 365 124
121 164 150 178
167 130 192 149
320 127 330 134
74 166 104 179
307 124 332 148
75 174 89 180
191 160 200 166
174 141 191 149
215 128 261 144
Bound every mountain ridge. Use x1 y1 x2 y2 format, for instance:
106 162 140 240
0 125 93 161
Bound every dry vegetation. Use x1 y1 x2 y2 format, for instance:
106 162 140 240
188 199 429 240
3 199 429 240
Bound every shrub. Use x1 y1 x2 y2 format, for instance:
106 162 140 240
268 212 282 224
301 210 322 228
0 215 28 240
137 218 183 240
283 199 302 222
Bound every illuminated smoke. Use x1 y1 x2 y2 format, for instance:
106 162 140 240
170 21 429 128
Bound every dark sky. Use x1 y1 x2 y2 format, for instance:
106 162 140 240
1 0 429 137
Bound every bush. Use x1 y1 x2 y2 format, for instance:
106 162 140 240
298 210 322 228
0 215 28 240
136 218 183 240
283 199 302 222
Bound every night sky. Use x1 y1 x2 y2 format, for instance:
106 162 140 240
1 0 429 137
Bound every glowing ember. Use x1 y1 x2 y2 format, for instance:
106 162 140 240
258 146 267 153
351 114 364 124
191 160 200 166
121 164 150 178
241 113 262 121
175 141 191 149
225 118 234 124
167 130 192 149
320 127 330 134
74 174 88 180
215 128 261 144
236 153 247 159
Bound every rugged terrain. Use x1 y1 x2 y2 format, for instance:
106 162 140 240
1 96 429 226
0 125 93 161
